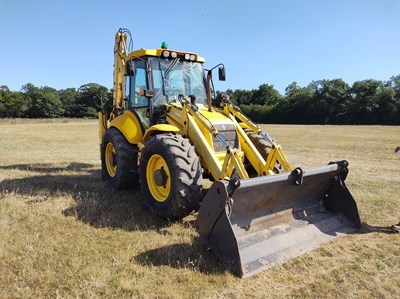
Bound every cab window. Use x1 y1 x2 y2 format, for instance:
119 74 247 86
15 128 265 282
129 61 149 108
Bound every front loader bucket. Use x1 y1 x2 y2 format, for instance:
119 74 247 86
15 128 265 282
197 161 360 278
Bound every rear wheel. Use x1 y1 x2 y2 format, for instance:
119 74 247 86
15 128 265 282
139 133 203 220
101 128 138 189
244 128 283 174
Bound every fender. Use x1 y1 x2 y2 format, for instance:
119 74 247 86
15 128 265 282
143 124 181 141
109 110 143 144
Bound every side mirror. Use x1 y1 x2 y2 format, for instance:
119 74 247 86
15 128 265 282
127 60 135 76
218 66 226 81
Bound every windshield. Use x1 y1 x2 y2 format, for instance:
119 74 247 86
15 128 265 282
150 57 207 106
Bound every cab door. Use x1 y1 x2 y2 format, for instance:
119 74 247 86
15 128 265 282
128 60 150 129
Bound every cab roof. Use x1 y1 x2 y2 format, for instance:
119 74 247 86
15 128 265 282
127 48 206 63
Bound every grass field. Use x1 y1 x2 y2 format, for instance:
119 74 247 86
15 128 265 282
1 119 399 298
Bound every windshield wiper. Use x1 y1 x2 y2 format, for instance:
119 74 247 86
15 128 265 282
162 57 179 79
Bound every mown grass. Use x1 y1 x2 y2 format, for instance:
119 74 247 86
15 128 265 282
0 120 399 298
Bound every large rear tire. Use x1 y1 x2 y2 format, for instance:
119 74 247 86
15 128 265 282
101 128 138 189
244 128 283 174
139 133 203 220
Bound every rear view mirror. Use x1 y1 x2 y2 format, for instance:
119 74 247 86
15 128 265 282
218 66 226 81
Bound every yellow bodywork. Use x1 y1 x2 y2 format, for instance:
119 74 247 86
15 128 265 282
98 111 107 145
143 124 180 141
109 110 144 144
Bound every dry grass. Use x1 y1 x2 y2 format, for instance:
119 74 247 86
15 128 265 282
1 120 399 298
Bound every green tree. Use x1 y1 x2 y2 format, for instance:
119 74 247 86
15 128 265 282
348 79 382 124
373 85 397 124
273 82 313 124
388 75 400 99
0 85 30 118
307 79 351 124
232 89 253 105
240 104 272 123
76 83 111 117
23 83 64 118
0 86 9 116
58 88 80 117
251 84 282 106
387 75 400 124
4 92 30 117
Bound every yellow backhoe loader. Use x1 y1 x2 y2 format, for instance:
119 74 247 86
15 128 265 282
99 28 361 277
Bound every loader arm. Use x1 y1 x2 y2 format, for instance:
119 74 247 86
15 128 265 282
221 103 292 174
165 99 289 180
165 102 231 180
163 99 250 179
186 111 249 180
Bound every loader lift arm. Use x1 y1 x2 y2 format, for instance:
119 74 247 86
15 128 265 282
166 95 290 180
222 99 292 175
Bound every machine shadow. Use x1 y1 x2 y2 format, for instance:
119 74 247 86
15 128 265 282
133 236 226 275
359 223 397 234
0 162 94 174
0 162 170 231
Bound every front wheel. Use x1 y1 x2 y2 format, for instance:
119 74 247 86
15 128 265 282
244 128 283 174
139 133 203 220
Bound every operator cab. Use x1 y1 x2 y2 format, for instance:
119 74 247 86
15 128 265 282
125 48 208 128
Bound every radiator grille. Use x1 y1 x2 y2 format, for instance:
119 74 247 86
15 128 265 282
212 123 239 152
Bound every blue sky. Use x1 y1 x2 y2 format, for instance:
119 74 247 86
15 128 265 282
1 0 399 94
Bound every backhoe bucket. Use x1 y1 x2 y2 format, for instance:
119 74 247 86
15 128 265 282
197 161 360 278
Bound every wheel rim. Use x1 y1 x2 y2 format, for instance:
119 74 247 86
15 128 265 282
146 154 171 202
105 142 117 177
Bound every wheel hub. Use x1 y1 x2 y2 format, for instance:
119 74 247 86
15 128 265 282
154 167 168 186
110 152 116 167
146 154 171 202
105 142 117 177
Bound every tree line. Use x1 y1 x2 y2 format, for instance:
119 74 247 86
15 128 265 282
1 75 399 125
0 83 112 119
226 75 400 125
